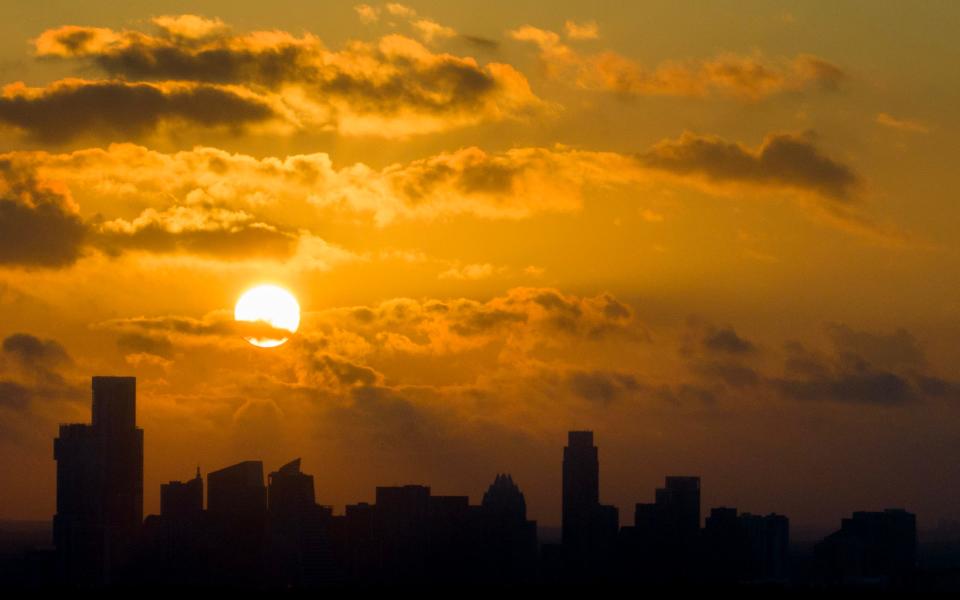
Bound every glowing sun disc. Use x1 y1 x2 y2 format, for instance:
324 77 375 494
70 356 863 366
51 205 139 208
234 284 300 348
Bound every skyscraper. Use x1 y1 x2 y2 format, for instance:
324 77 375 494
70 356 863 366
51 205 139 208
561 431 618 576
207 460 267 518
562 431 599 548
53 376 143 584
160 468 203 520
206 460 268 585
656 476 701 540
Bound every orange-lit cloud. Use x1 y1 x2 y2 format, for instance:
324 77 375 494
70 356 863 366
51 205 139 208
1 129 868 248
34 16 543 138
511 25 845 100
876 112 930 134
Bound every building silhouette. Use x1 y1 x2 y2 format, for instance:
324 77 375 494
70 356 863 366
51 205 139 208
206 460 268 585
41 393 938 590
160 468 202 520
560 431 618 577
704 507 789 582
53 376 143 585
479 474 538 581
815 508 917 587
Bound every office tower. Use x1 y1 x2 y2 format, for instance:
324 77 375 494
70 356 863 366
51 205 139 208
815 508 917 586
656 476 701 539
561 431 618 577
704 508 790 582
268 458 314 518
480 474 538 582
482 473 527 522
206 460 268 585
53 376 143 584
266 459 334 586
160 468 203 520
562 431 599 548
374 485 431 581
207 460 267 518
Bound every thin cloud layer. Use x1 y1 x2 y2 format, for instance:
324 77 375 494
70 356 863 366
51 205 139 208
33 16 544 138
511 25 845 100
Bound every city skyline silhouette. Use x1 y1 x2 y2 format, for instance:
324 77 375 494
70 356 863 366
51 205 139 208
1 1 959 592
0 375 937 589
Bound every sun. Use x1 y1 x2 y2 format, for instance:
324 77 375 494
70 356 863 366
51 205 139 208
234 284 300 348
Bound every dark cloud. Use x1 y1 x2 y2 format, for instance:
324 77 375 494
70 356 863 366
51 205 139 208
101 313 295 342
95 218 297 260
0 79 277 143
0 380 31 410
0 161 87 267
696 361 760 388
459 35 500 52
450 308 527 336
825 323 925 369
567 369 640 403
640 131 860 202
0 333 80 408
116 332 174 359
703 326 756 354
3 333 70 368
314 355 381 387
771 337 950 405
774 368 917 405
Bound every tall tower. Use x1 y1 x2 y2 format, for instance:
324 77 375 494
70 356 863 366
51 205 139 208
562 431 599 547
54 376 143 584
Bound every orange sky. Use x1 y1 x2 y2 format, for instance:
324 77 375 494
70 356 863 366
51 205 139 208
0 1 958 535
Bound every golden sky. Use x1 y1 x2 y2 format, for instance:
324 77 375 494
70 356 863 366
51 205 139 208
1 1 958 535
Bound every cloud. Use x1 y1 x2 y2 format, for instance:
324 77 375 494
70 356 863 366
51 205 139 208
116 332 175 359
2 333 70 370
438 262 498 280
0 79 281 142
34 17 543 137
639 131 860 203
564 20 599 40
98 311 297 344
354 5 380 24
0 131 865 239
702 326 757 354
412 19 457 43
0 160 87 267
566 369 640 403
511 25 844 100
876 112 929 134
825 323 925 370
95 204 298 260
771 334 950 405
0 333 79 407
0 151 367 267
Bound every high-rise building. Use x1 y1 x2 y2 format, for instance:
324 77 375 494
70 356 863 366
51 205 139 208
208 460 267 518
561 431 618 576
562 430 599 548
53 376 143 584
815 508 917 585
160 468 203 520
480 474 538 581
655 476 701 540
268 458 314 518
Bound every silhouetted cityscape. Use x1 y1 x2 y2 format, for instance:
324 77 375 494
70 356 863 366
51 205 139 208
2 376 957 590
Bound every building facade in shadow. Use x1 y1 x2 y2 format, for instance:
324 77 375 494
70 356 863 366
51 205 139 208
53 376 143 585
